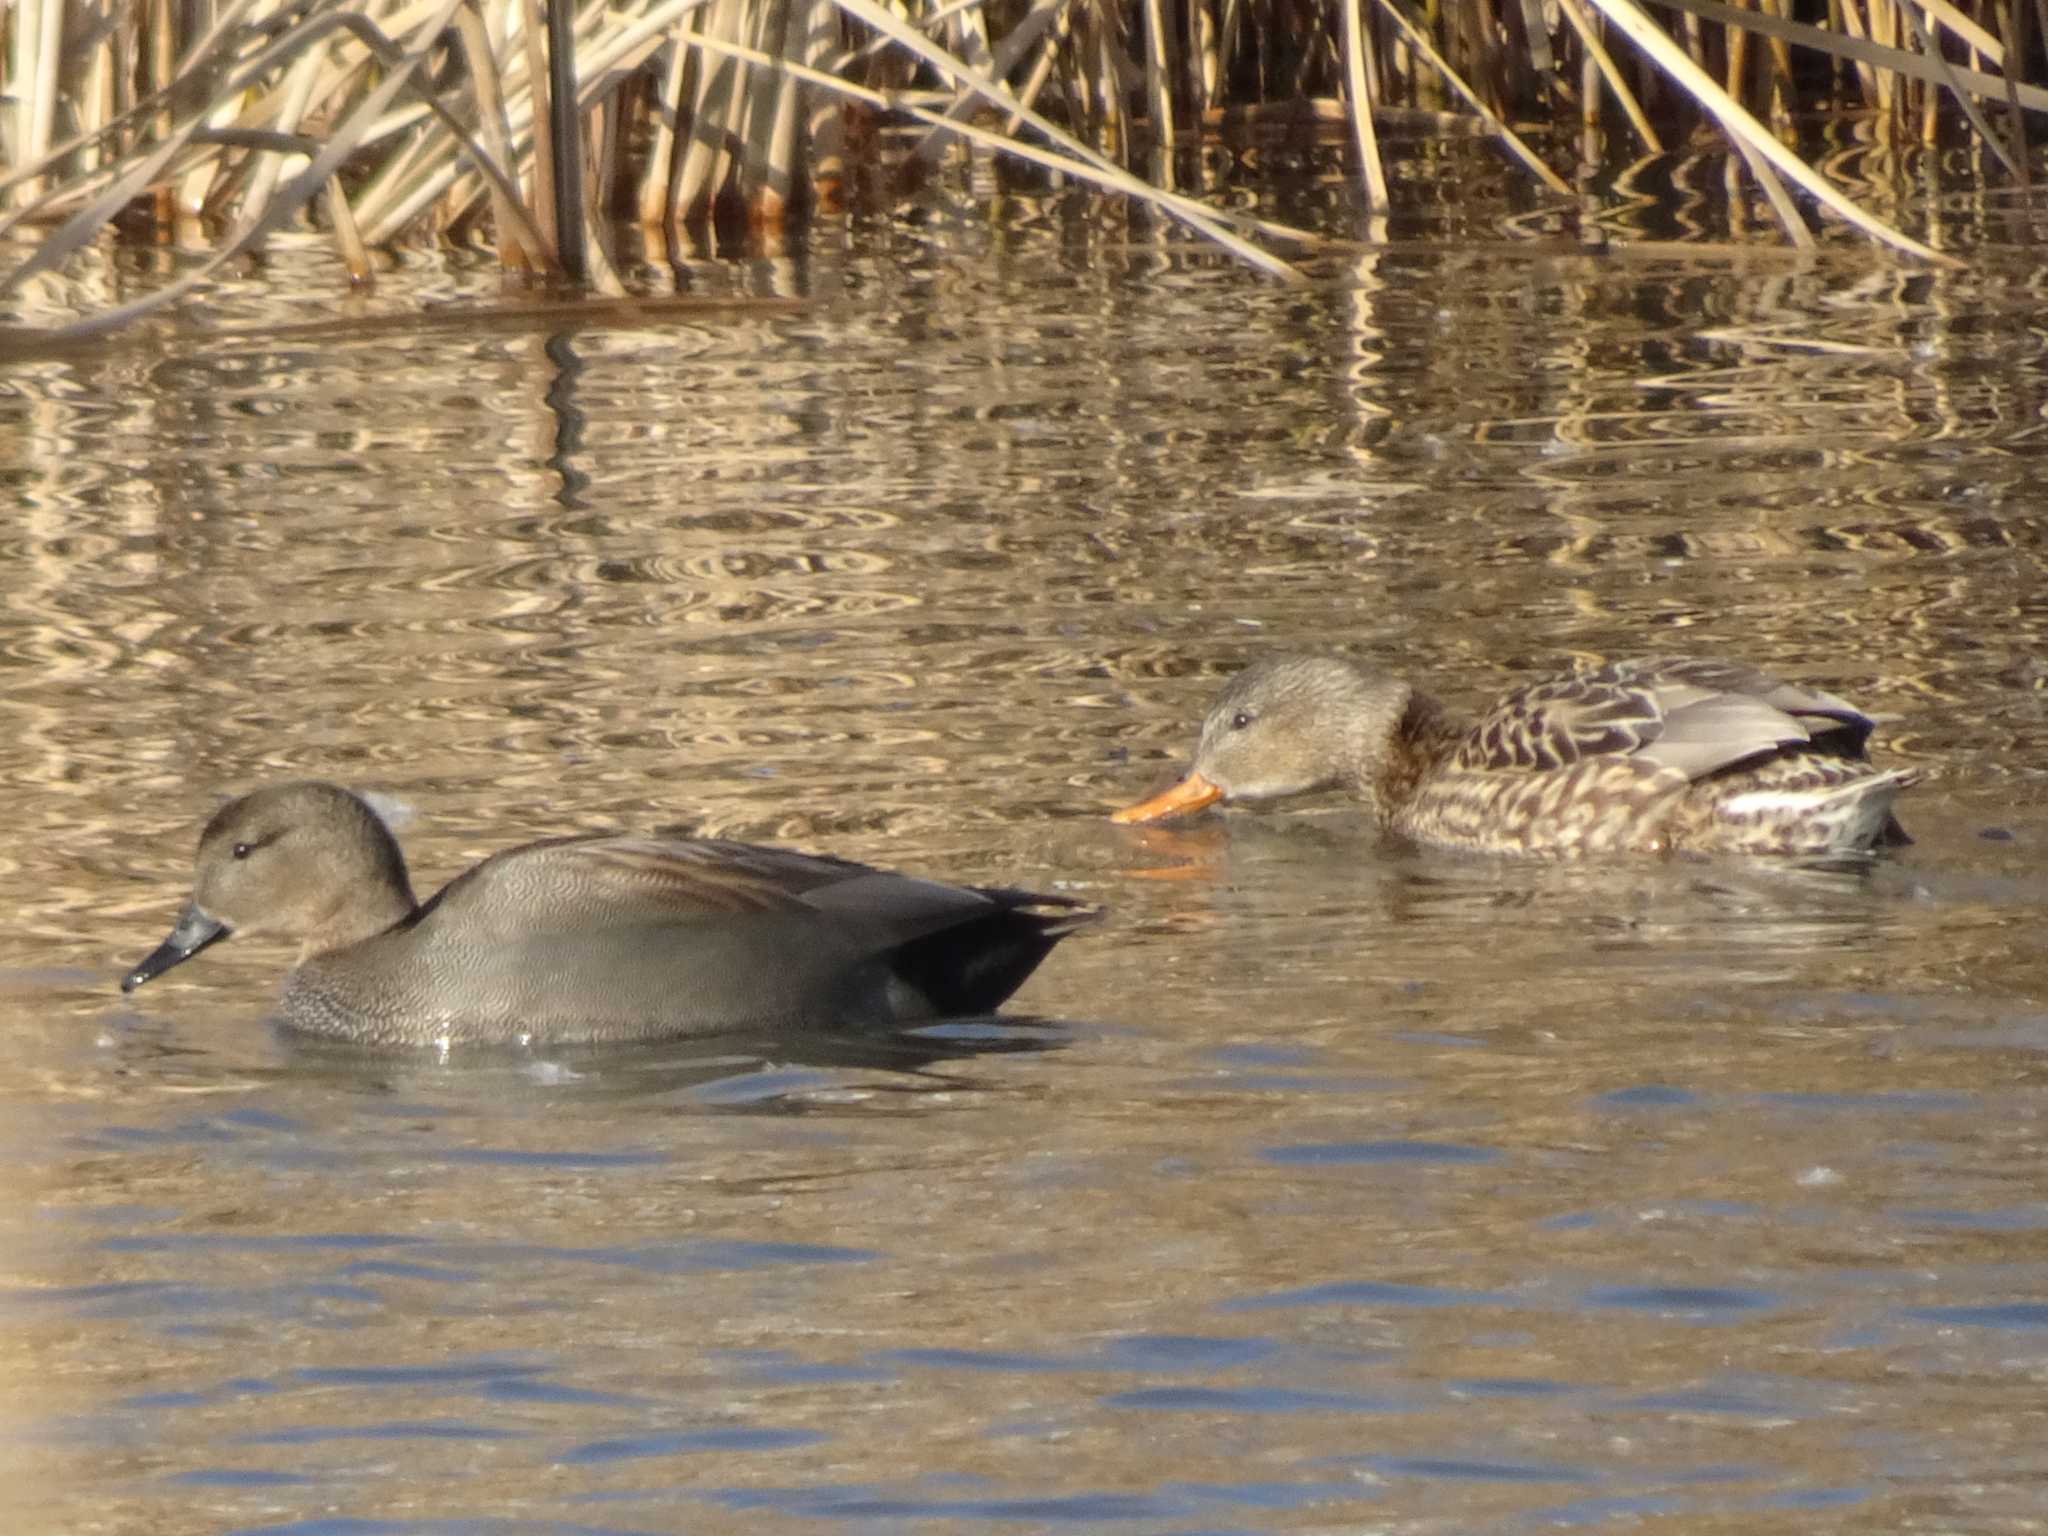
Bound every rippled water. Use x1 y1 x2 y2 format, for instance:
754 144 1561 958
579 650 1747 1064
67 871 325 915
4 204 2048 1533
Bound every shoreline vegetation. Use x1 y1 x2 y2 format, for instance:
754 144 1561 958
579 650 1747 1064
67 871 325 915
1 0 2036 338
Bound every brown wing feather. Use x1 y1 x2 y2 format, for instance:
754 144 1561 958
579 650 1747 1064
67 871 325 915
572 837 883 913
1600 657 1876 752
422 834 1044 952
1454 677 1668 773
1452 656 1877 784
423 834 879 929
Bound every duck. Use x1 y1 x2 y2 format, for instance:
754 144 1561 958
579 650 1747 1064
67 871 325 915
121 781 1095 1047
1111 654 1917 857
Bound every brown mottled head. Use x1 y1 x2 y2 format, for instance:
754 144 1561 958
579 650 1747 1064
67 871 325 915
1114 656 1415 824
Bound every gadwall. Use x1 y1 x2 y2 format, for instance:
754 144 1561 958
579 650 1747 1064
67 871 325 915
1112 655 1918 857
122 782 1096 1047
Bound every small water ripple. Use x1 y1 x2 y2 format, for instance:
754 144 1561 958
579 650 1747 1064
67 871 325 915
7 209 2048 1536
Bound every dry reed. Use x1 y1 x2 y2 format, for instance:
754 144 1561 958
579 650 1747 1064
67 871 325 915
4 0 2032 336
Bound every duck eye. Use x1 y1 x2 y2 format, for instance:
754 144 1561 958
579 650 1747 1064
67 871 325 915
231 842 254 860
1230 710 1255 731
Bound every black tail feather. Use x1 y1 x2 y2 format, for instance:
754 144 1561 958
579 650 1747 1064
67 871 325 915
890 891 1100 1017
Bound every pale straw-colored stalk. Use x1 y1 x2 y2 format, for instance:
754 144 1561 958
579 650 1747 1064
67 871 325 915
1340 0 1391 208
1580 0 1960 263
0 0 2022 340
1556 0 1663 151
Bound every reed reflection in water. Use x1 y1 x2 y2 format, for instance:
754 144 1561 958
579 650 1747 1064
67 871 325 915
1 226 2047 1533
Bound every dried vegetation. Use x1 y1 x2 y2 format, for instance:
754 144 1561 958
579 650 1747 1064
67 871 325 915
2 0 2038 335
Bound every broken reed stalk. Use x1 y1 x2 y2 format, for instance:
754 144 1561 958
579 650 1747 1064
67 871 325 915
5 0 2034 337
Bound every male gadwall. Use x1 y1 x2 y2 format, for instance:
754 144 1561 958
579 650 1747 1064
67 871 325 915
1112 655 1917 857
123 782 1095 1047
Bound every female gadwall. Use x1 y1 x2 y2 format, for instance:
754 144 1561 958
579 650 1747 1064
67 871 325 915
123 782 1095 1047
1112 655 1917 857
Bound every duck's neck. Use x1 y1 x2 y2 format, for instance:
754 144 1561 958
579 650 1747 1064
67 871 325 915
1350 688 1464 825
299 844 419 961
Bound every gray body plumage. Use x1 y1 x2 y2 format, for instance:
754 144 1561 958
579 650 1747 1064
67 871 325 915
123 784 1094 1047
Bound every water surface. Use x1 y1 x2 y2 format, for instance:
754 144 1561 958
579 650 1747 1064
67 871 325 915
3 200 2047 1533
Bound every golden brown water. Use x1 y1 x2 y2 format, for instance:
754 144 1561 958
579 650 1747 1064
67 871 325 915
3 213 2047 1534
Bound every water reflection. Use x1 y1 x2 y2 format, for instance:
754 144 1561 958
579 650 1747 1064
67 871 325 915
4 204 2048 1532
84 1008 1077 1114
273 1018 1078 1111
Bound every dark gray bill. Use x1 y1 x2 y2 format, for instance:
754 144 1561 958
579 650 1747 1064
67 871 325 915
121 902 230 992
